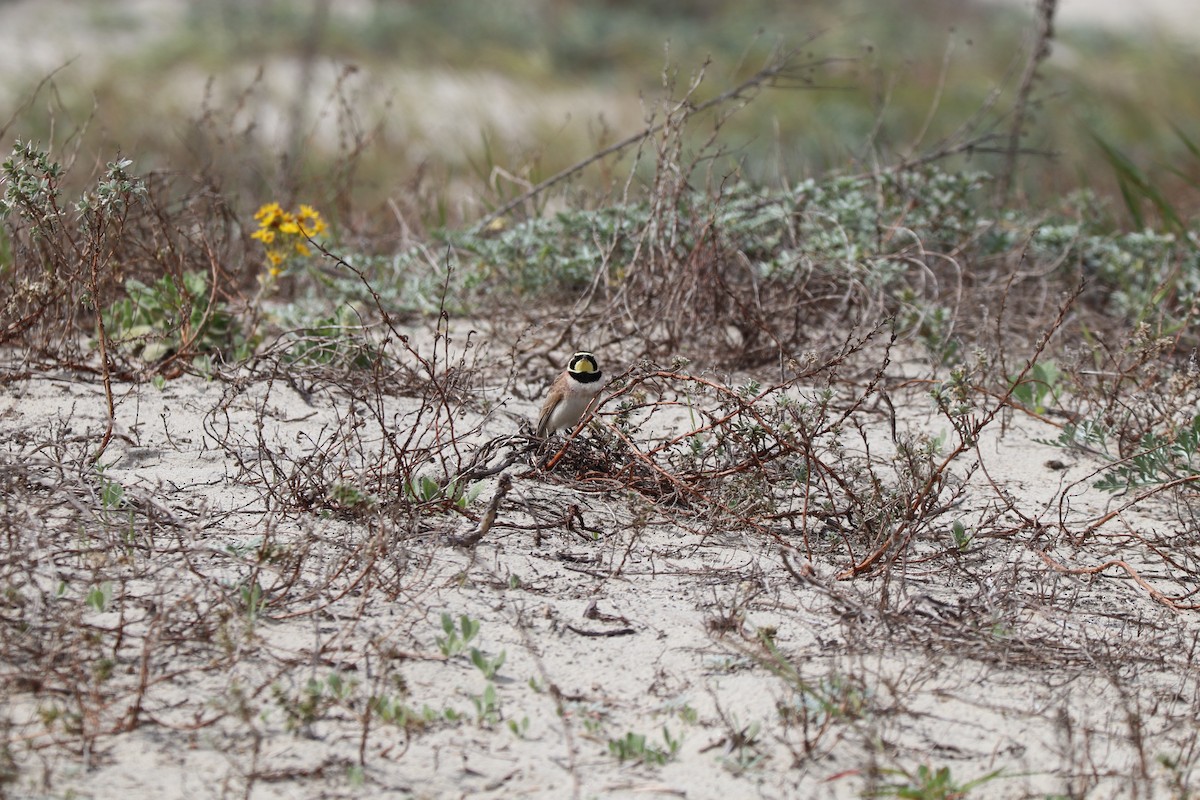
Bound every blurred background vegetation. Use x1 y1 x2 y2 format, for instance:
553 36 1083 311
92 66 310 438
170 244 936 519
0 0 1198 232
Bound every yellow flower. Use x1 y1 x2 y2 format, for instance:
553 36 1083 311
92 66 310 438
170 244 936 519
252 202 326 276
254 202 285 227
279 215 301 235
297 204 326 237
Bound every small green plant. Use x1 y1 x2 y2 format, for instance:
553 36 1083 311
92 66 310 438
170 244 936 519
718 719 764 775
0 140 66 225
436 613 480 657
1044 418 1110 455
898 295 961 365
932 366 978 441
563 701 610 737
85 582 113 613
273 672 357 736
507 715 530 738
92 657 115 682
37 703 63 731
607 728 681 766
758 630 869 726
405 475 484 510
471 683 501 727
326 482 377 512
239 579 268 622
950 520 971 551
371 694 463 732
1097 415 1200 492
871 764 1003 799
654 698 698 726
1156 751 1196 798
1009 359 1062 414
0 739 16 789
469 647 506 680
282 305 378 369
223 537 262 559
1090 130 1187 234
95 466 124 510
776 673 868 730
101 269 249 367
1045 412 1200 493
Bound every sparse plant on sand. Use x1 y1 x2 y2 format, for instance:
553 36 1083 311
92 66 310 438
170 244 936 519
1008 358 1063 415
100 269 249 368
469 647 506 681
436 613 480 658
608 728 681 766
272 672 358 737
870 764 1004 800
471 683 502 727
370 693 464 733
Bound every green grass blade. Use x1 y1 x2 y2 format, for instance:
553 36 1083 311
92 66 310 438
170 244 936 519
1090 130 1185 233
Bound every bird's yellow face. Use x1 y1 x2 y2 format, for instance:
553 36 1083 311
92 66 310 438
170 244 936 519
568 352 598 375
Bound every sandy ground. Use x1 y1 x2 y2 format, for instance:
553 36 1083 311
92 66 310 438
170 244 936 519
1 4 1198 797
986 0 1200 37
2 324 1198 799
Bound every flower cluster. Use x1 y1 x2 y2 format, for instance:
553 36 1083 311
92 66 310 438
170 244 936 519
251 202 327 276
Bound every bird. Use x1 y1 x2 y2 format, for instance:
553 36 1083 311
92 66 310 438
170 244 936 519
536 351 605 438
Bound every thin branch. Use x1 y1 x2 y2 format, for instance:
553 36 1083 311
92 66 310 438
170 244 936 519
474 46 832 229
997 0 1058 205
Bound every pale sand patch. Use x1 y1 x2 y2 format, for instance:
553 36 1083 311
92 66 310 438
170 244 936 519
2 326 1197 799
981 0 1200 39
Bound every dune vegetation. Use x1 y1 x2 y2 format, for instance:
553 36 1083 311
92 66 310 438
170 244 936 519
2 1 1200 798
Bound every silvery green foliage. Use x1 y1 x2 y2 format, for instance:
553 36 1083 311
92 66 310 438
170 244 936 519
75 157 146 216
432 168 989 309
0 142 145 225
259 167 1196 361
0 141 67 231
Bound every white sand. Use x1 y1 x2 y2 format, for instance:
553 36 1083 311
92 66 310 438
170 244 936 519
2 328 1198 798
982 0 1200 38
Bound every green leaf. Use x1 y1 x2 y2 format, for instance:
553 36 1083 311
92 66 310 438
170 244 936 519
460 615 479 643
85 582 112 612
1090 130 1185 233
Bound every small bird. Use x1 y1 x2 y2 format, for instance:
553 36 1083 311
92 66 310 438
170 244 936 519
536 351 605 438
